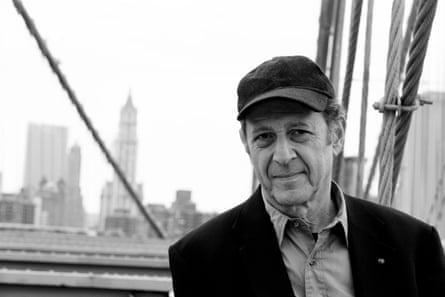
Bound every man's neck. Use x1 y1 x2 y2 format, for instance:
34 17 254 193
264 189 337 233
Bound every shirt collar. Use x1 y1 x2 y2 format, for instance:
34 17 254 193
263 181 349 246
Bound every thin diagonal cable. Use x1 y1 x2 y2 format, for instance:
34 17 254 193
427 162 445 224
363 129 382 200
13 0 165 239
393 0 438 189
435 171 445 225
334 0 363 182
377 0 404 206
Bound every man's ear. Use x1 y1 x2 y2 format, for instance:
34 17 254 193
330 120 345 156
239 128 250 155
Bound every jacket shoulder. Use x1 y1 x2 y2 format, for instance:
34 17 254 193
169 201 244 257
347 196 427 223
346 195 435 239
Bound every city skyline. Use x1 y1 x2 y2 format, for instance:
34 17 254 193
1 0 445 215
0 98 217 216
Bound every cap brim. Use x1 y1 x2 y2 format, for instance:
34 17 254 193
237 87 328 120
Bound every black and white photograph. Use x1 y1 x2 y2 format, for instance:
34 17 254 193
0 0 444 296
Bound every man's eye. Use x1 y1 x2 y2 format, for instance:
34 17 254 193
290 129 311 139
254 133 275 147
292 129 310 135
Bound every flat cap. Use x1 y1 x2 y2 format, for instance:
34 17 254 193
237 55 335 120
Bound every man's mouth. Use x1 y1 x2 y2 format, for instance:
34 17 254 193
272 172 301 179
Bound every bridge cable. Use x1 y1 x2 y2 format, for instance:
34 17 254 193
355 0 374 197
427 162 445 225
392 0 437 192
333 0 363 182
364 0 424 200
374 0 404 206
12 0 165 239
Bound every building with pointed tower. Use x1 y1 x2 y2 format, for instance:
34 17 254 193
99 92 144 237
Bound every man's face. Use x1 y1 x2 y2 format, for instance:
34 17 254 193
241 100 343 213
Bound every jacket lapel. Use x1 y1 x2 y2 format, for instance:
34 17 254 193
234 188 295 297
346 196 398 297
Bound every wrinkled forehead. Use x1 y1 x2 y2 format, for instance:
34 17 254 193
243 98 316 122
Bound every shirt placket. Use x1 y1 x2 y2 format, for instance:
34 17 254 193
304 230 329 297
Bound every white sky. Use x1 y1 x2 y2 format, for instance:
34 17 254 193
1 0 444 214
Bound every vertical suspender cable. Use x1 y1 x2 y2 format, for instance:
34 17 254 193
333 0 363 182
329 0 346 96
315 0 346 94
356 0 374 197
316 0 335 71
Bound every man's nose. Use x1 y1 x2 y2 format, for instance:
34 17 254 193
272 138 296 165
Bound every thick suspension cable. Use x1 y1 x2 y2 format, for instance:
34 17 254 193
13 0 165 239
393 0 437 189
376 0 404 206
363 0 427 200
400 0 420 76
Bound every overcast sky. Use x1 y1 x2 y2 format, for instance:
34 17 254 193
1 0 444 214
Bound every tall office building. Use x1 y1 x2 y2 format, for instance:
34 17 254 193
67 145 81 187
111 93 139 214
99 93 144 236
23 124 68 194
36 179 66 226
22 124 85 228
0 192 35 224
168 190 201 238
63 145 85 228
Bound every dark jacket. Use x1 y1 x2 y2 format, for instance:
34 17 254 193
169 188 445 297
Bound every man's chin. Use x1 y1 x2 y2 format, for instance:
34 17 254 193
270 189 309 207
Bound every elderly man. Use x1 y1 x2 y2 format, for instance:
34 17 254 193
168 56 445 297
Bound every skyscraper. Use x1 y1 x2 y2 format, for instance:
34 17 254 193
22 124 84 228
111 93 139 215
63 144 85 228
168 190 200 238
0 192 35 224
23 124 68 194
99 92 143 236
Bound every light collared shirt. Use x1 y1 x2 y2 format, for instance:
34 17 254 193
263 182 355 297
